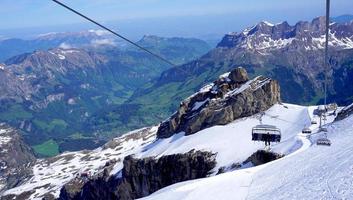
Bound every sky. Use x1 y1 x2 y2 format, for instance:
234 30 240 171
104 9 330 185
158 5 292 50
1 0 353 39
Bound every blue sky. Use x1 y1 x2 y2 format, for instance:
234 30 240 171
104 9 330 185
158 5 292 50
1 0 353 39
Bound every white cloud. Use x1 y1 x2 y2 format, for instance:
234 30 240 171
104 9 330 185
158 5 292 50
59 42 72 49
91 39 116 46
88 29 110 36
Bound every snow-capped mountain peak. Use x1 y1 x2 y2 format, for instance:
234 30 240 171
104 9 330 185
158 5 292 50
218 16 353 51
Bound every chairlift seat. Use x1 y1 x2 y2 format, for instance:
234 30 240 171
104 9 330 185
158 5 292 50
320 127 328 132
252 124 281 142
302 128 312 134
311 120 317 125
317 138 331 146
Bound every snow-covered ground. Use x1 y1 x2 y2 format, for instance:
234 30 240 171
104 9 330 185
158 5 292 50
248 115 353 199
140 106 353 200
139 104 310 172
3 103 350 200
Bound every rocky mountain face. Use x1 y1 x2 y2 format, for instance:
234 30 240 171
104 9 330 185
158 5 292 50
59 150 216 200
157 67 280 138
336 103 353 121
0 124 36 193
1 127 159 200
0 65 32 101
0 35 210 156
0 48 115 156
126 17 353 132
217 17 353 51
1 66 281 200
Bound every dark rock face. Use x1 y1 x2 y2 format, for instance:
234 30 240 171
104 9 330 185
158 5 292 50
121 150 216 198
229 67 249 83
157 67 280 139
335 103 353 121
59 150 216 200
217 150 284 174
0 124 36 193
244 150 284 166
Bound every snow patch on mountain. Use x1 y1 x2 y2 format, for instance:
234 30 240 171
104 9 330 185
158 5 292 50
192 98 209 111
312 32 353 50
262 21 275 26
3 127 158 199
0 128 11 147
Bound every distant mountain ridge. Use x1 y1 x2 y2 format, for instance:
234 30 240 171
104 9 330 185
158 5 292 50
0 36 211 156
0 30 212 63
218 16 353 50
0 30 115 62
120 16 353 133
332 14 353 24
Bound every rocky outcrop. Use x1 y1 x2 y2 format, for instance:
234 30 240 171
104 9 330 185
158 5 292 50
157 67 280 138
217 150 284 174
244 150 284 166
0 124 36 193
335 103 353 121
59 150 216 200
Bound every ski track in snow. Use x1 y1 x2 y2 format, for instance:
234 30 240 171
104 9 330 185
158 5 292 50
248 114 353 199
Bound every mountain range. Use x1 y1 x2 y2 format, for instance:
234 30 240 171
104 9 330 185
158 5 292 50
1 66 352 199
1 16 353 157
0 35 211 156
124 16 353 132
1 14 353 200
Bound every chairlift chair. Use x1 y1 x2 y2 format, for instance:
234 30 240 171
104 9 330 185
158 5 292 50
252 124 281 146
320 127 328 132
302 127 312 135
317 138 331 146
311 120 317 125
316 0 332 147
317 126 331 146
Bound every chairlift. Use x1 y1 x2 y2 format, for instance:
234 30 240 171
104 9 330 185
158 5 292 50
252 124 281 146
302 127 312 134
311 120 317 125
317 138 331 146
320 127 328 132
316 0 332 147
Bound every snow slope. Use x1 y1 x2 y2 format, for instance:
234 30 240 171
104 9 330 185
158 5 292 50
248 115 353 199
140 106 351 200
3 103 345 200
139 103 310 172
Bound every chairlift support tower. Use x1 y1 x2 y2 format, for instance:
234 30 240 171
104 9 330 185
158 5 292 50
317 0 332 146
